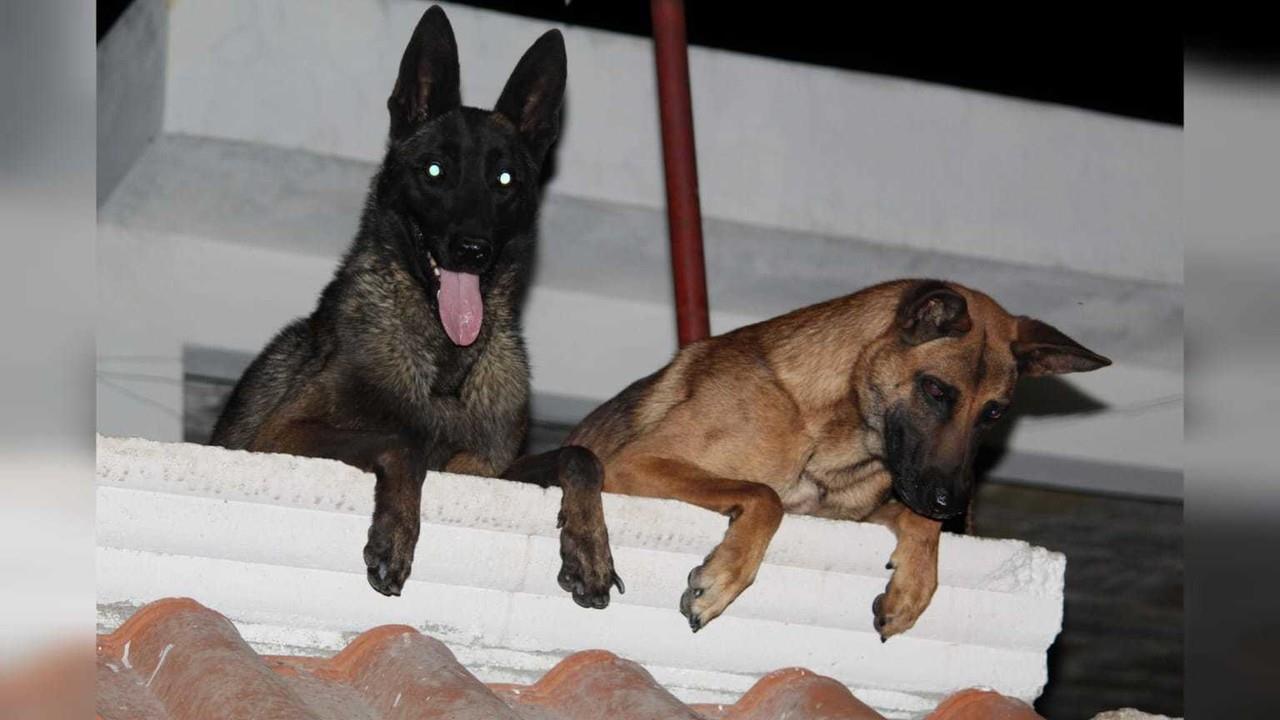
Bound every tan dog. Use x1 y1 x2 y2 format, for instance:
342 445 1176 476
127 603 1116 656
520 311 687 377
506 279 1110 638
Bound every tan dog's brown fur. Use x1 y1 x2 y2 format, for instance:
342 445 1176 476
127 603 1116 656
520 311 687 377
561 278 1110 637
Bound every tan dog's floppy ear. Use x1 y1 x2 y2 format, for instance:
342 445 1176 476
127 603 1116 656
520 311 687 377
897 281 972 345
1012 317 1112 376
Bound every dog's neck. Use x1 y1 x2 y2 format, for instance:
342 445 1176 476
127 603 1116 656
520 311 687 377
760 290 896 413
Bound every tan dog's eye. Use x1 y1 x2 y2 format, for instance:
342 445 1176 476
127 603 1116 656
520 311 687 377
922 377 946 401
983 403 1005 422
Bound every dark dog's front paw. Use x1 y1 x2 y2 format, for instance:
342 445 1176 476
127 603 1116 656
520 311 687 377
557 520 624 610
363 519 417 597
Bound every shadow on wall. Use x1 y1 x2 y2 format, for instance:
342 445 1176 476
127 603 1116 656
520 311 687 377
1010 375 1109 417
976 375 1109 473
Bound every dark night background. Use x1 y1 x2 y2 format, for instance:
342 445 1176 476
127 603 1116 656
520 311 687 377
101 1 1182 125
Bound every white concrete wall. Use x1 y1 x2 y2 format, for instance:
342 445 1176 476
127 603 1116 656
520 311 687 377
96 436 1066 720
163 0 1180 284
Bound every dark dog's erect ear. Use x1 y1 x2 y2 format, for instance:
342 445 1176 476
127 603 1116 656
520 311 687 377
388 6 462 140
897 281 973 345
495 29 567 162
1011 317 1112 376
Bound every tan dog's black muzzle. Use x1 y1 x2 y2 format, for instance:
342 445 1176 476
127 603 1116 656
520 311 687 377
897 468 969 520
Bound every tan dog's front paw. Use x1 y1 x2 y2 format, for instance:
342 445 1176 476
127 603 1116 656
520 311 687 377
872 555 938 641
679 546 755 633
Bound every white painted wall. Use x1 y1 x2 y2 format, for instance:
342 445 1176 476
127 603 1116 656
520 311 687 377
163 0 1180 284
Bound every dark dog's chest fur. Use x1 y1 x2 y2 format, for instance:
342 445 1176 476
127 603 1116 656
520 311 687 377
327 243 510 411
210 225 528 460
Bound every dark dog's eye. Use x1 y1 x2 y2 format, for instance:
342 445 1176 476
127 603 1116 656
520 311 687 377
426 161 444 179
982 402 1005 422
497 170 513 187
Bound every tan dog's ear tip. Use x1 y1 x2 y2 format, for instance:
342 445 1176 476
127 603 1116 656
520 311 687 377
1079 347 1112 370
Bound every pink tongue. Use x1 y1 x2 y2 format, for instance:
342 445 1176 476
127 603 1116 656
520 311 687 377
436 269 483 346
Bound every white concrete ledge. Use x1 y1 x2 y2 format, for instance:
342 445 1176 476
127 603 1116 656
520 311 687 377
96 435 1065 719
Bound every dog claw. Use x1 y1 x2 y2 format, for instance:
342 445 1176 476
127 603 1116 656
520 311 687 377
364 522 414 597
557 526 619 610
680 565 717 633
872 592 889 632
367 568 402 597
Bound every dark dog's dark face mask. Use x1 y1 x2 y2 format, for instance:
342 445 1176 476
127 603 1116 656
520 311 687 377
878 281 1112 520
377 7 565 346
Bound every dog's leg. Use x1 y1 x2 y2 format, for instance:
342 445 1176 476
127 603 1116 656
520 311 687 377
249 418 395 465
444 452 498 476
503 447 623 609
249 420 427 597
363 443 429 596
867 500 942 641
607 454 784 632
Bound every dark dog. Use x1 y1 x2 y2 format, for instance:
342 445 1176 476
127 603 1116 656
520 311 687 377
211 6 620 607
507 279 1109 638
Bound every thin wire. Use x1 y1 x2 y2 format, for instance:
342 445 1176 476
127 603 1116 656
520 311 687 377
96 376 183 419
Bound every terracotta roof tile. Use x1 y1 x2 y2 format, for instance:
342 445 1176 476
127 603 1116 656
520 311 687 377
96 598 1046 720
491 650 702 720
97 597 317 720
924 688 1043 719
98 652 174 720
692 668 886 720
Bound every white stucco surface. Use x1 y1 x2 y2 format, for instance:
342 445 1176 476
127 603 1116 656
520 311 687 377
96 436 1066 719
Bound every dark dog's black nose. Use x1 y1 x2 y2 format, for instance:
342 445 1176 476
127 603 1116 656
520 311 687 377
451 236 493 271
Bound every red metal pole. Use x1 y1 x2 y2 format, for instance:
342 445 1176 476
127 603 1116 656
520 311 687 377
650 0 710 347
